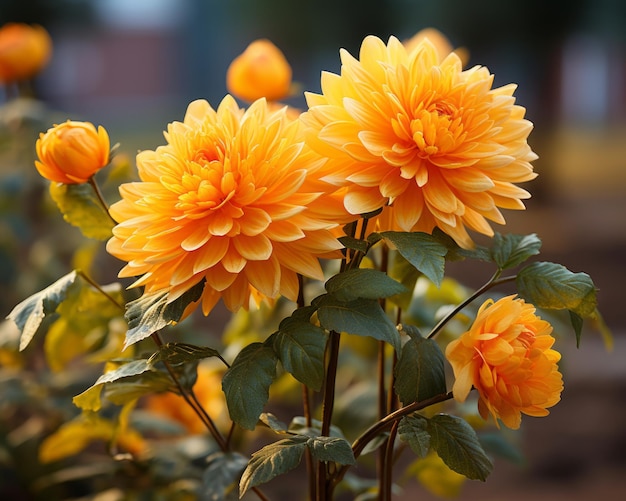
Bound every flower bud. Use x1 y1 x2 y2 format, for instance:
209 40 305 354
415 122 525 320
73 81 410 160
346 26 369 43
35 121 111 184
0 23 52 83
226 39 292 102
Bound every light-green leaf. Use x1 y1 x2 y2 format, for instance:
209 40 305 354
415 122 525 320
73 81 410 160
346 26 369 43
273 316 328 391
516 261 597 318
202 451 248 501
398 414 430 458
317 296 401 352
306 436 356 465
124 279 205 348
49 182 115 240
239 436 309 497
325 268 407 301
7 270 80 351
394 325 447 404
428 414 493 481
490 233 542 270
222 342 277 430
380 231 447 287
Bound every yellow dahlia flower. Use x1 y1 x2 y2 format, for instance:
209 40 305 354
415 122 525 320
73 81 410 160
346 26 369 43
35 120 111 184
226 39 293 102
302 35 537 248
106 96 344 315
445 295 563 429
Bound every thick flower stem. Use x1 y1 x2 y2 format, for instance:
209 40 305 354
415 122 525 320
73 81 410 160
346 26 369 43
381 420 400 501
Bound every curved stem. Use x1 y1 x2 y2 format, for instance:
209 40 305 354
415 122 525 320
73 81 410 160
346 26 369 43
427 272 517 340
381 420 400 501
88 175 118 225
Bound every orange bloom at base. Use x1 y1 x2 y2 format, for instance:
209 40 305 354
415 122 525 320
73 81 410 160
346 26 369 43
0 22 52 83
35 121 111 184
106 96 346 316
302 35 537 249
445 295 563 429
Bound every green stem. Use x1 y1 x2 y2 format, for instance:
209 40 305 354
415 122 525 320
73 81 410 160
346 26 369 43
427 272 517 340
76 270 125 310
88 175 118 225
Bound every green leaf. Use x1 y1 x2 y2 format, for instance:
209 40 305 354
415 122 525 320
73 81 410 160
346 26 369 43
325 268 407 301
394 325 446 404
516 261 597 318
124 279 205 348
148 342 227 367
73 359 155 411
273 316 328 391
398 414 430 458
427 414 493 481
317 296 400 352
380 231 447 287
338 235 369 254
388 251 421 310
104 370 173 406
288 417 345 439
259 413 289 434
49 182 115 240
7 270 81 351
202 451 248 501
222 342 277 430
239 436 309 497
431 228 492 262
306 436 356 465
490 233 542 270
569 311 584 348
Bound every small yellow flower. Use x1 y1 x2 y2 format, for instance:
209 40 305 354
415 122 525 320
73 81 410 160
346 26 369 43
302 35 537 248
35 121 111 184
226 39 293 102
445 295 563 429
106 96 344 315
0 22 52 83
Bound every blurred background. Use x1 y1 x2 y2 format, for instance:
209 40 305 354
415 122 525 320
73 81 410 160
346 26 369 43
1 0 625 499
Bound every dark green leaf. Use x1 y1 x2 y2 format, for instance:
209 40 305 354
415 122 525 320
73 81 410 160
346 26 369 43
388 251 421 310
306 436 356 465
490 233 542 270
148 342 226 367
239 436 309 497
259 413 289 434
431 228 492 262
428 414 493 481
569 311 584 348
398 414 430 458
479 433 524 465
273 316 328 391
516 262 597 318
338 235 369 254
360 433 390 456
202 451 248 501
222 342 277 430
325 268 407 301
394 325 446 404
7 270 80 351
380 231 447 287
124 279 205 348
317 296 400 352
49 182 115 240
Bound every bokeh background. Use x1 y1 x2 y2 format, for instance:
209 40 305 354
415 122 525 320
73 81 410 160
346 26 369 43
1 0 625 499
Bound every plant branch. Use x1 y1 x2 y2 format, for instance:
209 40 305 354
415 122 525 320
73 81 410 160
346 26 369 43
427 272 517 339
88 176 118 225
77 270 125 311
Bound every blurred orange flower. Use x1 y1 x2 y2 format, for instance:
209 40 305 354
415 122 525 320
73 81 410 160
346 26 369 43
35 120 111 184
226 39 293 102
403 28 469 67
445 295 563 429
0 22 52 83
143 364 228 434
302 35 537 248
106 96 344 315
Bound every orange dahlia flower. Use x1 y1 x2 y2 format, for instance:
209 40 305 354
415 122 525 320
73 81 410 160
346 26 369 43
0 22 52 83
226 39 293 102
445 295 563 429
106 96 344 315
35 120 111 184
301 35 537 248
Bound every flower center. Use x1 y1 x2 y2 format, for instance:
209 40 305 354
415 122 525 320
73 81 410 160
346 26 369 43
411 102 461 157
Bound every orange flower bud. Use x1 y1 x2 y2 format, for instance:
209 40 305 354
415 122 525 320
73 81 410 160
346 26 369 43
226 39 292 102
445 295 563 429
35 121 111 184
0 23 52 83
